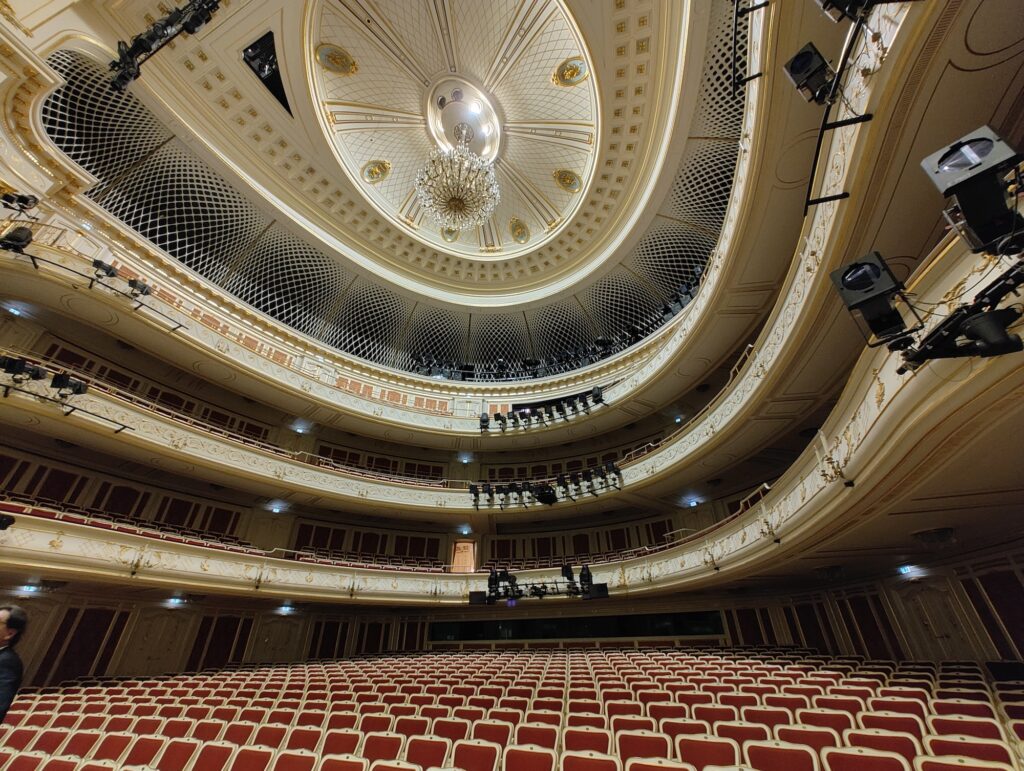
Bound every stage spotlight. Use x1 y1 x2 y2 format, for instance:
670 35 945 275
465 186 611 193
534 483 558 505
92 260 118 279
529 584 549 599
0 226 33 253
51 373 88 396
510 412 521 429
545 404 556 421
831 251 917 344
591 386 604 404
921 126 1023 255
0 192 39 213
784 42 835 105
0 514 13 530
561 564 575 583
128 278 151 297
482 483 494 500
469 483 480 503
479 412 490 431
494 412 507 431
1 357 45 382
814 0 887 21
605 460 620 475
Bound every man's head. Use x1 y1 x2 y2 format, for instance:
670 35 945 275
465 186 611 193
0 606 27 648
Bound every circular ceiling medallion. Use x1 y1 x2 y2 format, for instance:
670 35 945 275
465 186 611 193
553 56 589 87
313 0 599 261
316 43 357 75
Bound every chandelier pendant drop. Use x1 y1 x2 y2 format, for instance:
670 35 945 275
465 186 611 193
415 122 500 231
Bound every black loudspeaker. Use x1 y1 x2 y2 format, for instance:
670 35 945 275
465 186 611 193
830 252 906 339
920 126 1023 254
583 583 609 600
468 591 488 605
534 484 558 505
784 43 835 105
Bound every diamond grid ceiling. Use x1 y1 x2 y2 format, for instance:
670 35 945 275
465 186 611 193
40 0 746 379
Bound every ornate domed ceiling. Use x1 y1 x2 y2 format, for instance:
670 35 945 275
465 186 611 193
311 0 599 259
39 0 748 380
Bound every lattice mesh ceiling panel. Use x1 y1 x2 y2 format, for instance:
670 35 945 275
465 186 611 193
92 140 269 284
403 305 470 366
41 50 173 198
39 0 748 379
529 300 595 361
325 280 415 369
224 225 353 340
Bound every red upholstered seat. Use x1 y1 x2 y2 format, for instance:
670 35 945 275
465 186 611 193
404 734 452 768
453 739 503 771
923 734 1016 767
675 734 740 771
504 744 559 771
844 728 922 764
563 726 613 754
560 750 622 771
714 719 770 746
361 731 406 762
744 739 819 771
516 722 560 750
821 746 911 771
776 723 842 756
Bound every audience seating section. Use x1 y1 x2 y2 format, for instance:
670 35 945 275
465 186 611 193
1 648 1021 771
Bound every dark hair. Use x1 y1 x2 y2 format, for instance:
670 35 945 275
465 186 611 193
0 605 27 646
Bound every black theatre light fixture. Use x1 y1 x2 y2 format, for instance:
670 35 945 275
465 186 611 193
0 226 33 254
0 514 13 531
128 278 151 297
920 125 1023 255
784 42 835 105
50 373 89 397
830 252 923 347
814 0 897 22
479 412 490 432
1 356 46 382
92 260 118 279
0 192 39 214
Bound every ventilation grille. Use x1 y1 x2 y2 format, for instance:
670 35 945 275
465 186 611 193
38 0 749 379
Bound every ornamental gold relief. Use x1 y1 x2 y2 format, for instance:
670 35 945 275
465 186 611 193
316 43 357 75
552 56 589 87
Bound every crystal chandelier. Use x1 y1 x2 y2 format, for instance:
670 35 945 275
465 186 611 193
415 123 500 231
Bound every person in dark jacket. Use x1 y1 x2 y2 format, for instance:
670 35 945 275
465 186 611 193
0 605 26 722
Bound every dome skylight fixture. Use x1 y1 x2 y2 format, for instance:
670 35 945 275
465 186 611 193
415 122 500 231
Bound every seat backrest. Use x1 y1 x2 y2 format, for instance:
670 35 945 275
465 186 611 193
188 740 236 771
362 731 406 762
743 740 819 771
563 726 613 753
286 725 324 752
926 715 1004 741
516 722 560 750
453 738 503 771
715 720 770 746
473 719 515 747
922 734 1015 766
821 746 911 771
615 730 672 762
775 724 841 755
912 757 1015 771
404 734 452 768
227 746 276 771
797 709 855 734
658 718 712 742
504 744 559 771
559 750 623 771
270 749 319 771
844 728 922 764
321 728 363 756
318 755 368 771
154 737 201 771
675 734 740 771
252 723 290 749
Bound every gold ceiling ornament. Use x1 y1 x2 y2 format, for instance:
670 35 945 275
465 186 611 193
509 217 530 244
553 56 589 87
361 159 391 184
554 169 582 193
316 43 357 75
441 227 460 243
